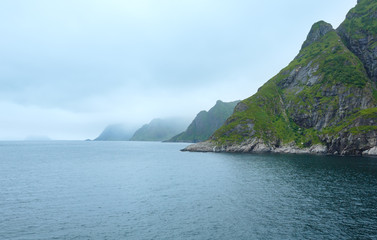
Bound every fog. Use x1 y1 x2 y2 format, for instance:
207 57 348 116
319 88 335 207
0 0 357 140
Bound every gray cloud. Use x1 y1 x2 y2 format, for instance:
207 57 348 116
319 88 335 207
0 0 357 139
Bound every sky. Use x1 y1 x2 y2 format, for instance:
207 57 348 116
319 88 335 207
0 0 357 140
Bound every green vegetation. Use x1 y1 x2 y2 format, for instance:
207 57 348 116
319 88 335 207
322 107 377 136
168 100 239 143
212 83 321 147
349 126 377 134
339 0 377 39
289 31 369 88
211 17 377 148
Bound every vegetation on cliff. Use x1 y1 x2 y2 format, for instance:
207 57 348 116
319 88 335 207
168 100 239 143
338 0 377 40
201 0 377 155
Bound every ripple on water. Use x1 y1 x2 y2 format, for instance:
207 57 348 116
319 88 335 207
0 141 377 240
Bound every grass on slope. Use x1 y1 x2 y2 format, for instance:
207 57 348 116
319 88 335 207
340 0 377 39
212 26 374 147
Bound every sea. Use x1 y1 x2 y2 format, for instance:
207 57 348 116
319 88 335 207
0 141 376 240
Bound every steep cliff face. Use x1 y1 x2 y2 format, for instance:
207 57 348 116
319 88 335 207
168 100 239 143
321 108 377 155
337 0 377 82
184 0 377 156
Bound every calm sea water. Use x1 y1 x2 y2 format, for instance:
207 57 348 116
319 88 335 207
0 141 376 240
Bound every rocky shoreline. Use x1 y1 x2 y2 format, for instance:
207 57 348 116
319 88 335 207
182 140 377 156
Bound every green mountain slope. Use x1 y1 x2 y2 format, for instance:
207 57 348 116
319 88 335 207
168 100 239 143
337 0 377 82
184 0 377 156
130 118 189 142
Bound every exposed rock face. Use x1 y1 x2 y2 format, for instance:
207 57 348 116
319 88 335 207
302 21 333 49
363 146 377 155
337 0 377 82
183 1 377 156
321 113 377 155
183 140 328 155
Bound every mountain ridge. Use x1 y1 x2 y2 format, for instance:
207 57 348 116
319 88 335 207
130 118 189 142
167 100 240 143
184 0 377 156
94 124 134 141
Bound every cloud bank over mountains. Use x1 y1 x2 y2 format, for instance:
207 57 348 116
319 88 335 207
0 0 356 139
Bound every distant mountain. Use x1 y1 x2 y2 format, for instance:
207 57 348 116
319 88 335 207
168 100 240 143
94 124 134 141
130 118 189 142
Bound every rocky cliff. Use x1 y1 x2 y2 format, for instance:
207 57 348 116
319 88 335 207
168 100 239 143
337 0 377 83
184 0 377 156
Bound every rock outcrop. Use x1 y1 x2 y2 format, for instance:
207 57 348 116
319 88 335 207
184 0 377 156
183 141 327 154
301 21 333 49
337 0 377 82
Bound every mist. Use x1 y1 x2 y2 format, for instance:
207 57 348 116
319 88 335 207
0 0 357 140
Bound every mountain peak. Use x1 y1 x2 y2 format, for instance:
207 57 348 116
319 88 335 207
301 21 333 49
337 0 377 81
357 0 374 4
184 3 377 156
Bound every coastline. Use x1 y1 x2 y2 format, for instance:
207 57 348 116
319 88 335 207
182 140 377 156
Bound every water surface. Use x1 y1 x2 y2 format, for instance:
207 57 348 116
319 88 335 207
0 141 376 239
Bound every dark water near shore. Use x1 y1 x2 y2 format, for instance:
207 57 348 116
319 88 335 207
0 141 377 240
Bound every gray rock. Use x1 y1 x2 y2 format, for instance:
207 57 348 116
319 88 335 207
302 21 334 49
337 9 377 82
362 146 377 156
183 140 328 156
181 141 216 152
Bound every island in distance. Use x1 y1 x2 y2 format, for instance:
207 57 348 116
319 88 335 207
167 100 240 143
185 0 377 156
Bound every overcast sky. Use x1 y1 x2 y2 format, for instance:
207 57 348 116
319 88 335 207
0 0 357 140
